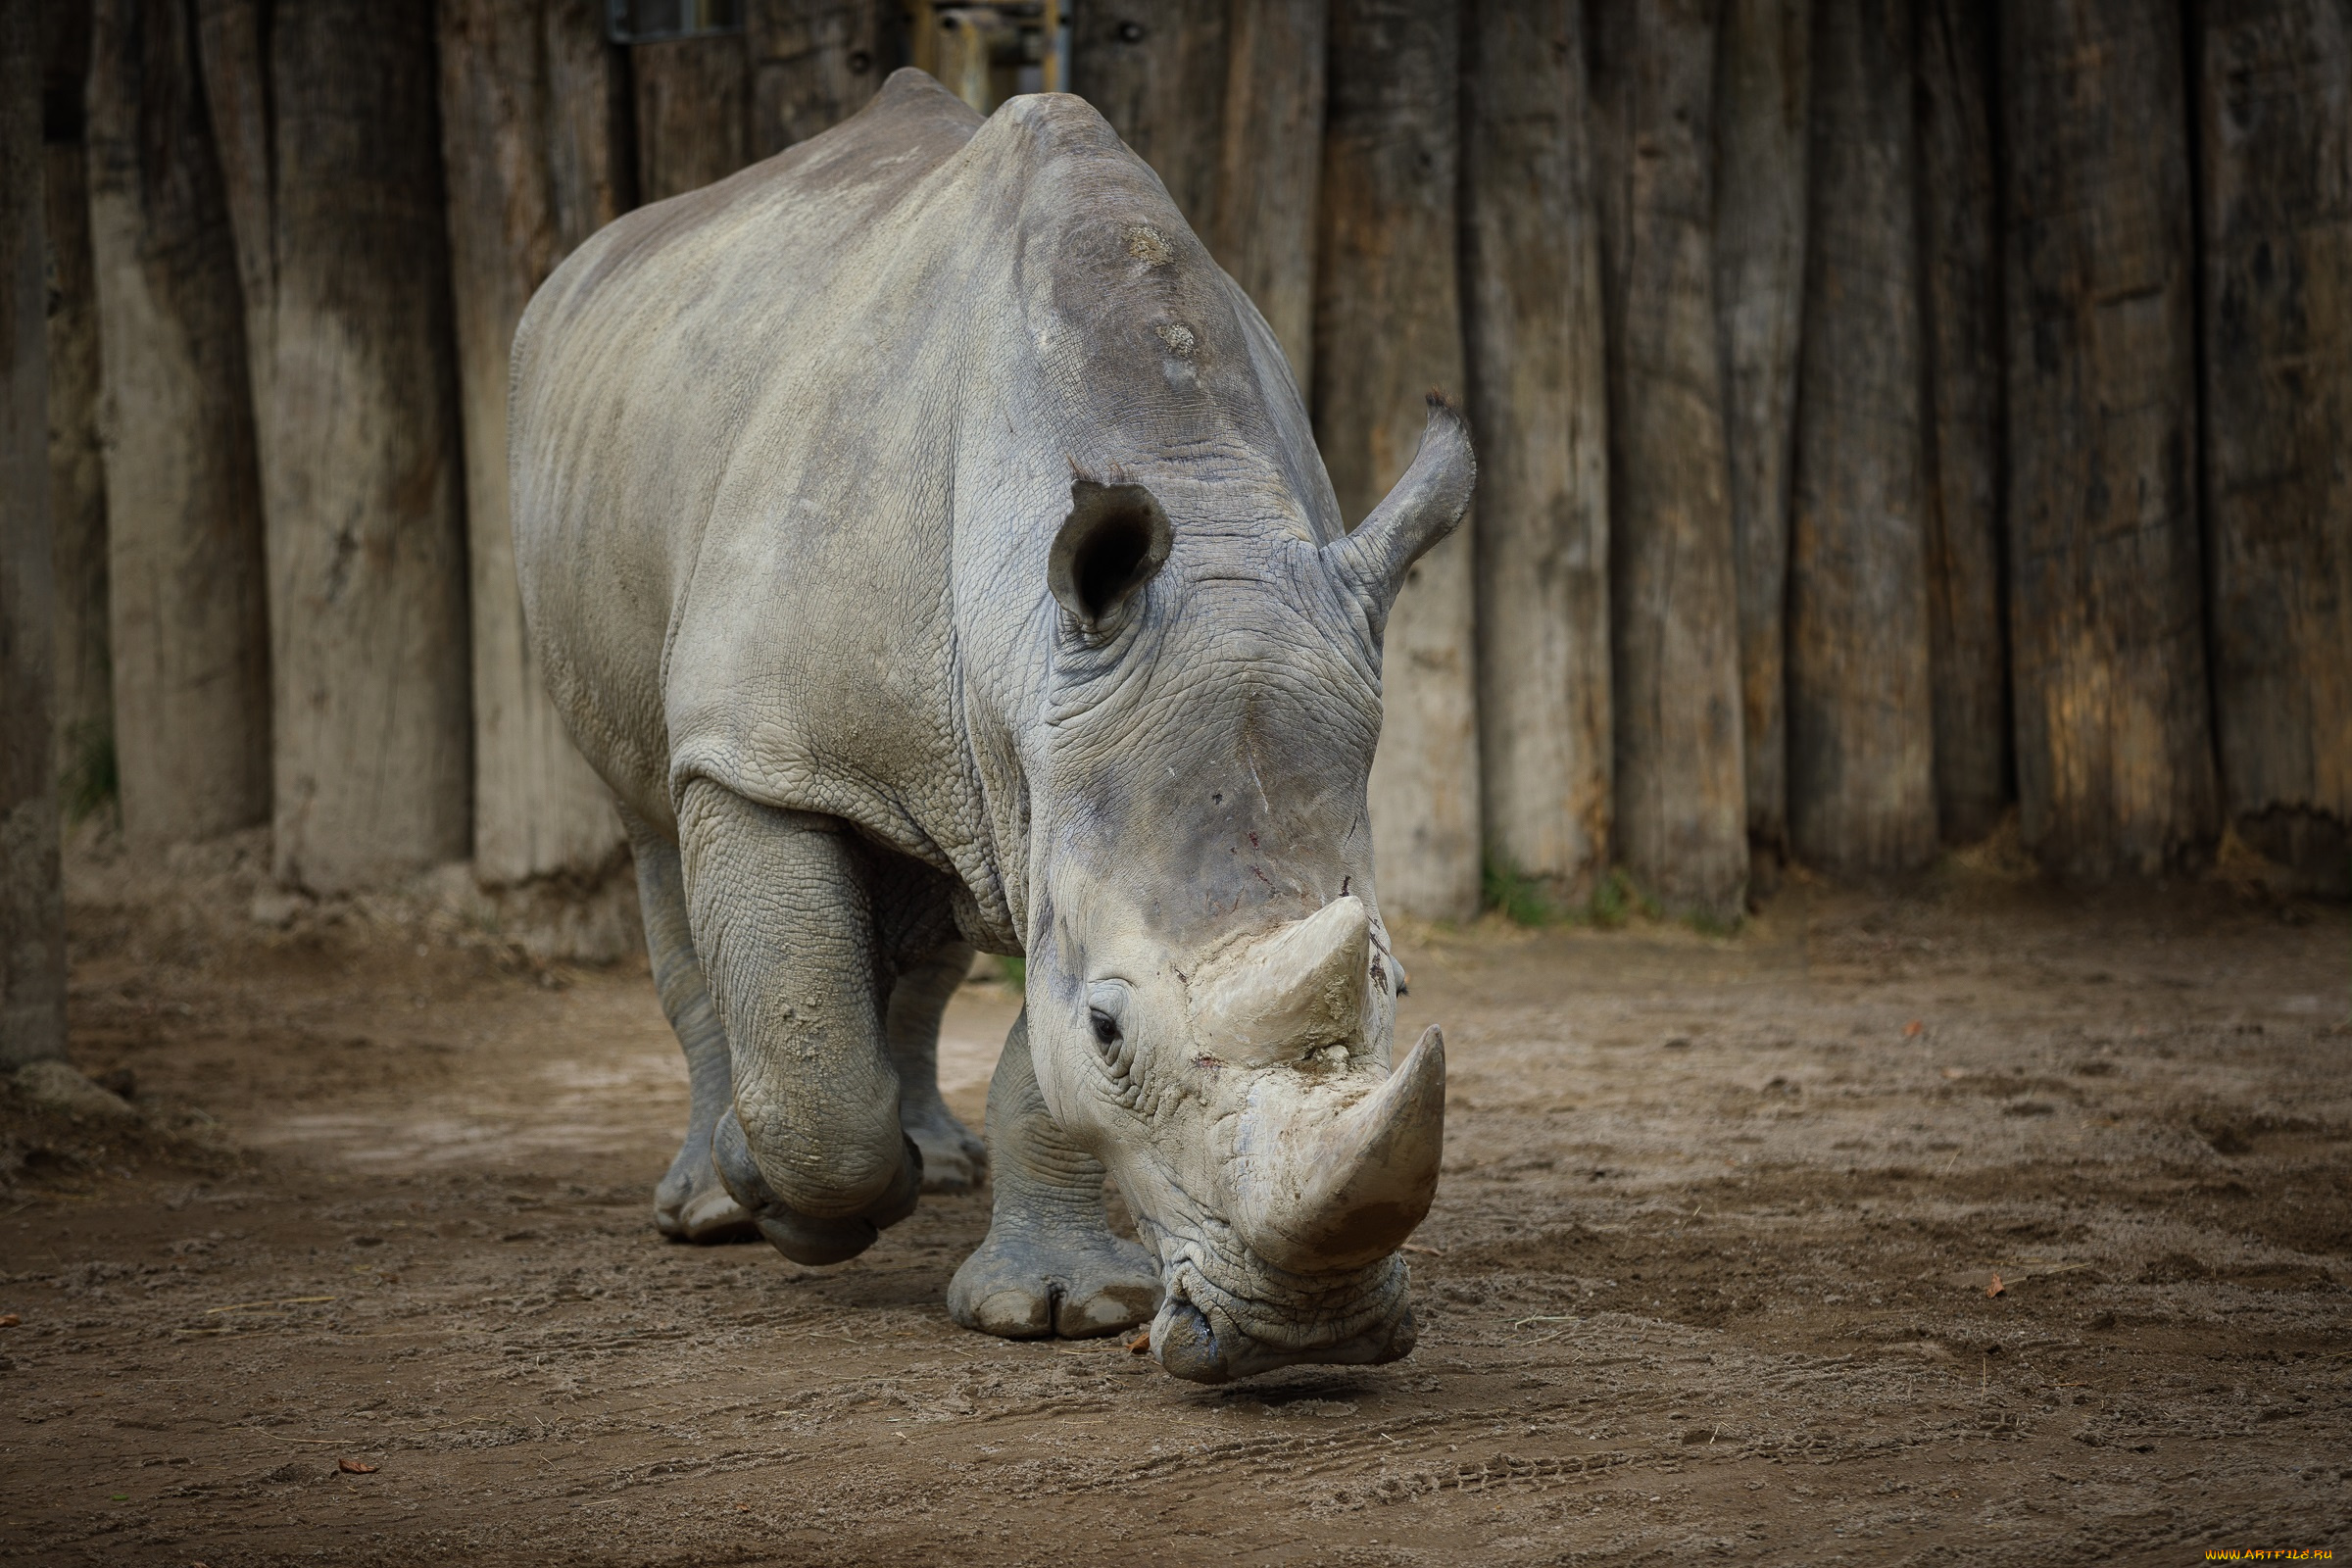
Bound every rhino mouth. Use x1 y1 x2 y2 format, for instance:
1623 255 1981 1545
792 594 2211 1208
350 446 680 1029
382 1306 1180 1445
1147 1251 1416 1385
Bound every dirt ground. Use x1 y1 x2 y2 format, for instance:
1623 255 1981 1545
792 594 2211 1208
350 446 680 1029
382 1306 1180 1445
3 836 2348 1567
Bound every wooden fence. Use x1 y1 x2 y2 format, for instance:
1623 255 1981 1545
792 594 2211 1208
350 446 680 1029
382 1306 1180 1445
18 0 2352 958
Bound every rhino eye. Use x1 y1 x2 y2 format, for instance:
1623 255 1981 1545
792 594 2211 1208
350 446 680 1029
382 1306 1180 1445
1089 1007 1122 1048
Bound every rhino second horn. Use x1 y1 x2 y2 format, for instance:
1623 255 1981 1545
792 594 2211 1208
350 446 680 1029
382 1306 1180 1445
1190 895 1372 1060
1324 396 1476 635
1235 1025 1446 1273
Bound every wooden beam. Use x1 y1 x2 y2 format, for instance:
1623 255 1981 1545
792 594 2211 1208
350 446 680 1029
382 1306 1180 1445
1715 0 1809 867
86 0 270 848
1317 0 1479 921
1787 0 1936 877
2197 0 2352 896
2002 0 2217 880
1 0 65 1065
440 0 632 887
199 0 473 893
1591 1 1747 921
1917 0 2010 846
1463 0 1611 906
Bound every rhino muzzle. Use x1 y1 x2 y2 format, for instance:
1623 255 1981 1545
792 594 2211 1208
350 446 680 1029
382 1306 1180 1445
1141 896 1445 1382
1148 1252 1419 1385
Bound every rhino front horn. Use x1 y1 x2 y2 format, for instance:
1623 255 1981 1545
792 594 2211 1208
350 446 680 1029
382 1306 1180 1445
1233 1025 1446 1273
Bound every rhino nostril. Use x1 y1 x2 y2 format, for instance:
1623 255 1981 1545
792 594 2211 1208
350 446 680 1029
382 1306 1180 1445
1152 1298 1227 1383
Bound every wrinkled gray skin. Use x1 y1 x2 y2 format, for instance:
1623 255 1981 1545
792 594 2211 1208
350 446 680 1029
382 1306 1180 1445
511 72 1474 1383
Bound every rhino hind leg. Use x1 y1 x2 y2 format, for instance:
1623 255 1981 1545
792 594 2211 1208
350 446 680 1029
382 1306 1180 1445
885 940 990 1193
949 1010 1161 1339
623 806 756 1244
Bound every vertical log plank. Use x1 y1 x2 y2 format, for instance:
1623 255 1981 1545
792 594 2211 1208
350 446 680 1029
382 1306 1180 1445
199 0 473 893
634 32 752 201
1207 0 1326 387
1786 0 1936 877
1316 0 1479 921
2198 0 2352 896
1714 0 1809 867
1069 0 1228 228
85 0 271 848
750 0 889 156
42 4 110 800
1461 0 1610 905
440 0 631 888
1590 2 1747 921
2002 0 2217 880
1917 0 2009 845
1 0 65 1066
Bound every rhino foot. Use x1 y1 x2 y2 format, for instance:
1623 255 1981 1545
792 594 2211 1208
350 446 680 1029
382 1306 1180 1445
655 1124 758 1244
947 1227 1161 1340
905 1102 989 1194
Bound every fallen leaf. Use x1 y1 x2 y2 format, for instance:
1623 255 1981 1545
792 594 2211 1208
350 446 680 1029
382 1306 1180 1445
337 1458 378 1475
1986 1274 2006 1298
0 1314 20 1327
1941 1067 1967 1080
1125 1331 1151 1355
1903 1020 1925 1038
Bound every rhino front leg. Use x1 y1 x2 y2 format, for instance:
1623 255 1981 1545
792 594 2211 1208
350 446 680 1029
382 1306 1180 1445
886 941 991 1193
623 806 756 1244
678 781 921 1266
949 1010 1160 1339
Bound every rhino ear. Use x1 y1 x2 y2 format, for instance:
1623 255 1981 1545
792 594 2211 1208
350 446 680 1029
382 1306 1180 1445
1051 479 1173 629
1324 396 1476 633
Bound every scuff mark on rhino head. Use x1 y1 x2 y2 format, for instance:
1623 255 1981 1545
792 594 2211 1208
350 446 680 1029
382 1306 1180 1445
1021 400 1475 1383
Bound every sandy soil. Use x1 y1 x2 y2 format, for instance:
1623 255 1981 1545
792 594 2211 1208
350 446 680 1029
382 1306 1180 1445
3 845 2348 1567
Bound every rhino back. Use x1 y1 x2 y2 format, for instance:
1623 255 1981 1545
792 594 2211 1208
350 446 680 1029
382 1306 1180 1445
510 70 984 840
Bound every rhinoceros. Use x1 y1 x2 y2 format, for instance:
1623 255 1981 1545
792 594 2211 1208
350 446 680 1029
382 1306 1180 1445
510 70 1473 1383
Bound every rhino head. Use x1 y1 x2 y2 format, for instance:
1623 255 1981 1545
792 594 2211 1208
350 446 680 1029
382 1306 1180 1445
1017 399 1474 1383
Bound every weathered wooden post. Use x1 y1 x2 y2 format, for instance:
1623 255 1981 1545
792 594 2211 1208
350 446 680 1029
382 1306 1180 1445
750 0 889 155
1069 0 1228 228
628 10 753 199
1787 0 1936 877
1590 2 1746 922
2 0 66 1066
84 0 272 850
2002 0 2217 880
1207 0 1326 387
43 5 111 806
1715 0 1809 870
440 0 633 891
1917 0 2008 846
2197 0 2352 896
1318 0 1480 922
1462 0 1611 906
199 0 473 893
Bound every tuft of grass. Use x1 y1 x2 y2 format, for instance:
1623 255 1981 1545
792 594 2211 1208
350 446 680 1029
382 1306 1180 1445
1586 867 1648 930
999 954 1026 990
1482 852 1561 927
59 718 118 825
1484 858 1683 932
1685 904 1742 939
